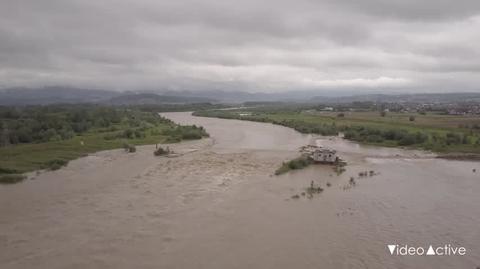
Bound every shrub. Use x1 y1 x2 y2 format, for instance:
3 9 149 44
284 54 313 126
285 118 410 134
123 129 135 139
398 134 417 146
45 159 69 170
0 167 19 174
306 180 324 197
0 174 26 184
275 156 312 175
123 143 136 153
134 130 145 138
154 146 170 156
366 135 384 143
446 132 462 145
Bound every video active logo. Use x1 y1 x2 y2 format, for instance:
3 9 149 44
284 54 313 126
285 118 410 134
387 244 466 256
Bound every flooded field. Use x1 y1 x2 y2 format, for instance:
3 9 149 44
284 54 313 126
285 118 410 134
1 112 479 269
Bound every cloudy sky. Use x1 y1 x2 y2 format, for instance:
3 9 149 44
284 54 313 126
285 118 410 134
1 0 480 93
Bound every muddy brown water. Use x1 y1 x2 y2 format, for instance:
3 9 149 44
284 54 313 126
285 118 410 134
1 112 479 269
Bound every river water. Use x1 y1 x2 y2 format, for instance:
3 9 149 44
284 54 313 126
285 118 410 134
1 112 479 269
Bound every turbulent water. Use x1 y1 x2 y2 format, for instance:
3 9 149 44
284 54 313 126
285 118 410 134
1 112 479 269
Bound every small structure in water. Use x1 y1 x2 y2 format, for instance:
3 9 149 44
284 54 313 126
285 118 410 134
312 148 338 163
300 145 342 164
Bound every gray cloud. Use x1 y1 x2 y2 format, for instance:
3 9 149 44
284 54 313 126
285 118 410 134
0 0 480 93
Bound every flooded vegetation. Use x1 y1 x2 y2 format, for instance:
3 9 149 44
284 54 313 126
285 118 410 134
275 156 313 175
0 105 209 183
1 111 479 269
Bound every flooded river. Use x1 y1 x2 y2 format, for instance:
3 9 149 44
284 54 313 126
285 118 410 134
1 112 479 269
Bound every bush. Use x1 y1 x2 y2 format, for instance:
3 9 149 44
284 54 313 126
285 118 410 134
123 143 136 153
275 156 312 175
162 125 209 140
409 116 416 121
0 167 19 174
446 132 462 145
154 146 170 156
366 134 384 143
134 130 145 138
398 134 417 146
0 174 26 184
123 129 135 139
45 159 69 170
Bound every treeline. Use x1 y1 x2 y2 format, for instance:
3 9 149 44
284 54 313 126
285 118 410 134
136 103 230 113
0 105 206 147
0 105 122 145
344 126 428 145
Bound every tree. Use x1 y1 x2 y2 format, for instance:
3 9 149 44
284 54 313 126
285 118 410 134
0 122 10 147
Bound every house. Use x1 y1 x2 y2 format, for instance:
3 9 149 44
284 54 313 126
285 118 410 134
312 148 338 163
299 145 340 164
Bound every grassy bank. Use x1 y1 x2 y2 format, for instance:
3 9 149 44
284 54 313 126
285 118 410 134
194 109 480 154
0 106 208 183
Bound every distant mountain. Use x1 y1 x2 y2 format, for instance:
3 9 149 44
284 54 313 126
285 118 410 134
310 92 480 103
105 93 216 105
157 90 273 103
0 87 119 105
0 87 216 106
2 86 480 105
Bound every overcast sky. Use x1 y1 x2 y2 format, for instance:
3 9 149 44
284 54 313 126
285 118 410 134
1 0 480 93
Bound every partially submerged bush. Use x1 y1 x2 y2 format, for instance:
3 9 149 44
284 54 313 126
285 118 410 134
0 174 26 184
154 146 170 156
45 159 69 170
334 164 346 175
306 180 323 195
161 125 209 141
275 156 313 175
123 143 136 153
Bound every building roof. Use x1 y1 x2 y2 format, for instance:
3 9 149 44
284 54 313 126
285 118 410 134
316 148 336 154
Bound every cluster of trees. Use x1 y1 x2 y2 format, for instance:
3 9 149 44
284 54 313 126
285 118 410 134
137 103 229 113
343 126 429 146
0 105 175 147
0 105 114 146
273 119 338 136
161 125 209 142
458 123 480 130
